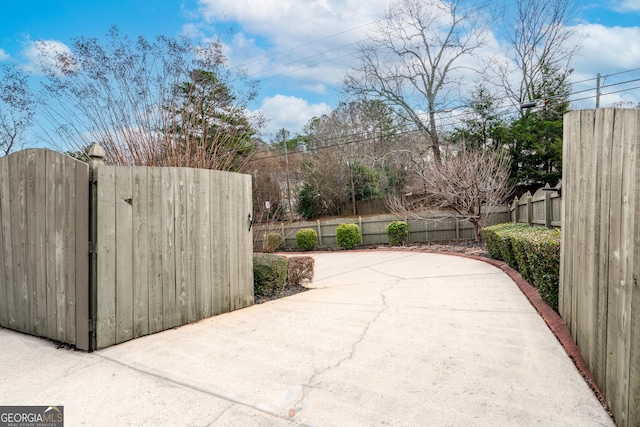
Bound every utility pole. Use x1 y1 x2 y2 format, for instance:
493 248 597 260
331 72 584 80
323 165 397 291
596 73 601 108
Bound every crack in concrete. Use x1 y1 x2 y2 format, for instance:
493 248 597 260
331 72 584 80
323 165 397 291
290 281 395 421
93 353 299 426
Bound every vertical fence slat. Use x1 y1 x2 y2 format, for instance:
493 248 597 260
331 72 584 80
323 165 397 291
115 168 134 343
161 168 177 330
576 110 596 366
184 168 197 324
9 152 27 332
0 154 8 327
629 110 640 425
195 169 212 320
96 167 117 349
132 167 149 339
228 174 240 311
238 174 253 308
74 156 89 350
605 109 630 421
147 167 163 334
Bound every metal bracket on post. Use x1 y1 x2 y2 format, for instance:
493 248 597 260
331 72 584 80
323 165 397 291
248 213 253 232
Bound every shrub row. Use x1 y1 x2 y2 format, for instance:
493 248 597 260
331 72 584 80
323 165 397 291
482 223 561 311
262 220 409 251
253 253 315 297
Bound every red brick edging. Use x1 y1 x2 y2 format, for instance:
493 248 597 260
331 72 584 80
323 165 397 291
436 251 612 417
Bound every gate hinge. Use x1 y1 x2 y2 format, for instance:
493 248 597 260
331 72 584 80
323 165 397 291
88 319 96 332
88 241 95 254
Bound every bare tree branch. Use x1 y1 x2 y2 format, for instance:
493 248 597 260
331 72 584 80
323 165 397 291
387 148 513 241
343 0 489 164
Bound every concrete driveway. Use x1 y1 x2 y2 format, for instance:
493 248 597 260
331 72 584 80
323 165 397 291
0 251 614 426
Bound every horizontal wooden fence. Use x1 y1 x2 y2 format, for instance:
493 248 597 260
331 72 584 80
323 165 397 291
255 210 510 250
509 183 562 228
560 108 640 427
0 146 254 351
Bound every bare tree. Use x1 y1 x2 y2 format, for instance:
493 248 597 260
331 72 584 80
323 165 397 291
34 26 262 170
343 0 489 164
0 64 35 156
497 0 578 109
387 149 513 242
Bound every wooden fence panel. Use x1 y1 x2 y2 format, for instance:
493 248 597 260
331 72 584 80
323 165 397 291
0 149 88 347
560 108 640 427
93 164 252 349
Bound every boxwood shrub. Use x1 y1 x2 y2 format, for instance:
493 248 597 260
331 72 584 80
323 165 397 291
262 232 284 253
482 223 560 311
253 253 287 297
295 228 318 251
387 221 408 246
336 223 362 250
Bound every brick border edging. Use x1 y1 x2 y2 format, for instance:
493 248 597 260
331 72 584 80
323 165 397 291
433 251 612 417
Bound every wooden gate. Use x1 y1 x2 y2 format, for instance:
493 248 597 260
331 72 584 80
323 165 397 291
0 149 90 349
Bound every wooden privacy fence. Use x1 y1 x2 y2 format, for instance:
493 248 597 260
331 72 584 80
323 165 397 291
255 210 510 249
508 183 562 228
0 146 254 351
560 108 640 427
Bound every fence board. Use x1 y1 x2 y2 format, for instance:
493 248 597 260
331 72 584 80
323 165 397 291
132 167 149 338
96 167 117 349
629 112 640 423
185 168 197 323
0 156 8 327
115 168 134 343
161 168 178 330
594 108 614 389
195 169 212 319
605 109 630 421
9 152 27 332
74 155 89 351
147 167 163 334
576 110 596 366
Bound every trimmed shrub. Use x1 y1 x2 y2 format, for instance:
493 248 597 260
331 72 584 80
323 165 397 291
253 253 287 297
286 256 315 286
262 232 284 253
336 223 362 250
482 223 560 311
295 228 318 251
386 221 408 246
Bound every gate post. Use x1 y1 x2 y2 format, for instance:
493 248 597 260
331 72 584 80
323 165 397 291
86 143 105 351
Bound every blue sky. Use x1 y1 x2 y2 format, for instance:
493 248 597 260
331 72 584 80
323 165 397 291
1 0 640 142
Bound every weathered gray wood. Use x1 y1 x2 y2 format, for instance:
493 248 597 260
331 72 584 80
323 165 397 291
161 168 178 329
194 169 212 320
0 155 8 328
96 166 117 349
132 167 149 339
115 167 134 343
629 109 640 425
605 109 630 421
74 155 90 351
147 167 164 334
9 151 27 332
576 110 595 366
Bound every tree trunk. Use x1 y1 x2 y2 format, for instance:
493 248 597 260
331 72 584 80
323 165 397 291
471 218 482 242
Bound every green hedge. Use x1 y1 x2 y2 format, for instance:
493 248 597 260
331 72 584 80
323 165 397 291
295 228 318 251
253 253 287 297
336 223 362 250
387 221 408 246
482 223 561 311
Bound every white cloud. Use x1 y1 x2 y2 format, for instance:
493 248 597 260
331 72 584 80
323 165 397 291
257 94 331 138
0 48 10 61
572 24 640 73
195 0 393 88
21 39 75 74
612 0 640 12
